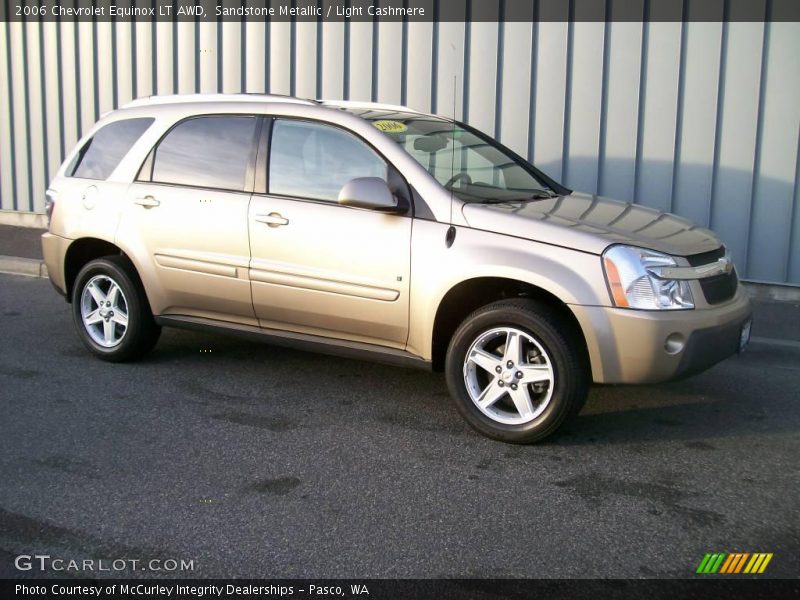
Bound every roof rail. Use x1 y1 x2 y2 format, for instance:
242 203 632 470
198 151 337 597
321 100 420 114
122 93 318 109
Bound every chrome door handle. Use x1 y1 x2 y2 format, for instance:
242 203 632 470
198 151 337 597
134 196 160 208
255 212 289 227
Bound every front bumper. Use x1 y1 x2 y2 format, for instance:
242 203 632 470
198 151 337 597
41 232 70 297
571 287 752 384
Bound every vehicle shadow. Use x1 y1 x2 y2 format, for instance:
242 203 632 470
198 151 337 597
555 344 800 445
141 326 799 447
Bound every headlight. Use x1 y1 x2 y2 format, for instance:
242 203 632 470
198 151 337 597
602 245 694 310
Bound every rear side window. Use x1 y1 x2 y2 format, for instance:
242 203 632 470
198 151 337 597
269 119 387 202
150 116 257 191
68 118 154 180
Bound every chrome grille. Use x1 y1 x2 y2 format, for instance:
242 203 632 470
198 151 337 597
685 246 738 305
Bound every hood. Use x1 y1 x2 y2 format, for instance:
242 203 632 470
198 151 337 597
461 192 722 257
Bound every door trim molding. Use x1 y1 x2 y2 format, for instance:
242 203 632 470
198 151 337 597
154 253 244 278
249 268 400 301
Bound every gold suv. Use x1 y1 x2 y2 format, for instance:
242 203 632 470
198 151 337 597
42 94 752 443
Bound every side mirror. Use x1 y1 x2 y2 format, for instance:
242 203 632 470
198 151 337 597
337 177 400 212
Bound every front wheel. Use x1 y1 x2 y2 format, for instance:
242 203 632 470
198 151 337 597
445 299 589 443
71 256 160 362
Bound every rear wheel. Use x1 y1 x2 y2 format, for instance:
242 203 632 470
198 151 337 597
445 299 588 443
71 256 160 362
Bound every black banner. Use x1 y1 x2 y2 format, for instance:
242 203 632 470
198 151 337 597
2 579 800 600
2 0 799 23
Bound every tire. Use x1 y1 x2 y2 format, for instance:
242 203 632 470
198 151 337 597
71 256 161 362
445 299 589 444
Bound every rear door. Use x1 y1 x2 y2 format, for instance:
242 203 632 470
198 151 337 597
248 118 413 348
119 114 261 322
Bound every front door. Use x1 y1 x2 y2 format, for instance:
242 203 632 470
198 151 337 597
248 118 412 348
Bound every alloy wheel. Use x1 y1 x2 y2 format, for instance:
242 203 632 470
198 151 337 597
80 274 129 348
463 326 555 425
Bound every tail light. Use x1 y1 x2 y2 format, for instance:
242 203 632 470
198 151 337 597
45 190 57 229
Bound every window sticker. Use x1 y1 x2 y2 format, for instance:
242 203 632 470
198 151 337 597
372 120 408 133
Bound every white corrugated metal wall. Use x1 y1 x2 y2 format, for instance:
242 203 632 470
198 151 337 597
1 9 799 284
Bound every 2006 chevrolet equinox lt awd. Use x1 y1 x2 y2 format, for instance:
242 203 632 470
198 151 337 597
42 94 753 443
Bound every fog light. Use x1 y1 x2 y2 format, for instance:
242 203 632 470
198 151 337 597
664 333 685 355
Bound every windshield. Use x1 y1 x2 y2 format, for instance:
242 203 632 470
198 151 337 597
352 110 558 203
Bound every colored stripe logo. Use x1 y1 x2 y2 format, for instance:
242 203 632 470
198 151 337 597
696 552 773 574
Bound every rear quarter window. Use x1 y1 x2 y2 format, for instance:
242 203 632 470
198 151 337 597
67 118 154 180
148 115 258 192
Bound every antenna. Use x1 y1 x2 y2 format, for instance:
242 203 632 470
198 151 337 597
445 74 457 248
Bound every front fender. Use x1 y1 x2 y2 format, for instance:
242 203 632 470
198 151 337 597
406 221 609 359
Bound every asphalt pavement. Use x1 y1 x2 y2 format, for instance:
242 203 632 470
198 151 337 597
0 273 798 579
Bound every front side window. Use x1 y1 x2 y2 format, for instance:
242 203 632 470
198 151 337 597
151 116 257 191
269 119 387 202
68 118 154 180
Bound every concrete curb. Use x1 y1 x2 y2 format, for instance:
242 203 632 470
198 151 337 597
0 210 48 229
0 255 48 278
743 281 800 303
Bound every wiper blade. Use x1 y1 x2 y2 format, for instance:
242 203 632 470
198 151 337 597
528 190 558 199
477 191 557 204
